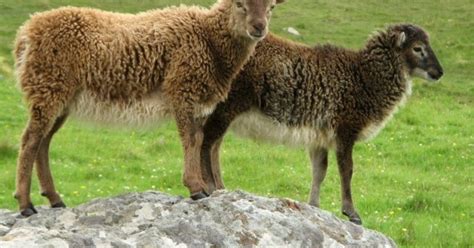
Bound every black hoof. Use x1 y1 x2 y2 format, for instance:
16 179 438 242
343 210 363 225
349 217 363 225
20 203 38 217
51 201 66 208
190 191 209 200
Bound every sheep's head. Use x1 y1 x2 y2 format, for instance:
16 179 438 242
230 0 285 41
393 24 444 81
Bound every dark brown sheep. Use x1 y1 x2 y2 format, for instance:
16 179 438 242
13 0 285 217
201 24 443 225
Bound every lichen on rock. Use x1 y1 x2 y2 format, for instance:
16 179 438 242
0 190 396 247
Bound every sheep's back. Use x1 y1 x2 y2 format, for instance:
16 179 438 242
228 36 367 148
15 6 210 104
247 38 360 128
14 6 217 127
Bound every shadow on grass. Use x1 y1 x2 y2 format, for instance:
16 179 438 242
402 193 448 213
0 140 17 160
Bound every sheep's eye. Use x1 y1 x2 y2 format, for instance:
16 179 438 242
413 47 422 53
236 2 244 8
270 5 275 10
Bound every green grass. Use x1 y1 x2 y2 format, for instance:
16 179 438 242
0 0 473 247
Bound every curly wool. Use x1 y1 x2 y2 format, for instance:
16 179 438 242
201 24 439 225
207 26 413 149
14 1 256 127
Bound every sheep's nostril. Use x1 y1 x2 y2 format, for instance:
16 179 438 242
252 23 265 34
430 69 444 80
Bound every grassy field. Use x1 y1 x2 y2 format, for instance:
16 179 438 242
0 0 472 247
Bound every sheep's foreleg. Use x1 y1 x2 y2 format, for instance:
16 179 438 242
308 147 328 207
335 137 362 225
201 137 225 193
35 114 68 209
201 102 245 193
209 138 225 190
201 113 230 193
175 110 209 200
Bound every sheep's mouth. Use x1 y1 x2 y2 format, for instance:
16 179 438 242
412 68 443 82
427 74 441 82
428 70 444 81
246 31 266 41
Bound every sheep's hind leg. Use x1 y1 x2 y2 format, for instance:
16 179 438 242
175 109 209 200
35 114 68 209
308 147 328 207
335 136 362 225
15 105 61 217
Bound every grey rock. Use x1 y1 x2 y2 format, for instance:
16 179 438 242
0 225 9 236
0 190 397 247
286 27 301 36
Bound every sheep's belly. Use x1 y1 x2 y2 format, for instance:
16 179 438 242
358 118 392 141
69 91 218 128
230 109 336 149
69 91 173 128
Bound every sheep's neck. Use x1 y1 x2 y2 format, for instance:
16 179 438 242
358 40 410 122
206 7 257 87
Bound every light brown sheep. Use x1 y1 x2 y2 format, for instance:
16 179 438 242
13 0 285 216
201 24 443 225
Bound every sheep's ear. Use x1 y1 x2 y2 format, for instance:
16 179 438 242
397 31 406 47
275 0 286 4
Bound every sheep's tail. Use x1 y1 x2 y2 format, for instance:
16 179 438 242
13 23 30 89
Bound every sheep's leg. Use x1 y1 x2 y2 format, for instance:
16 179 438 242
201 114 229 193
15 106 59 216
336 137 362 225
14 66 74 216
201 137 225 193
175 110 209 200
201 101 246 193
35 114 68 209
308 147 328 207
200 141 216 193
210 138 225 190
